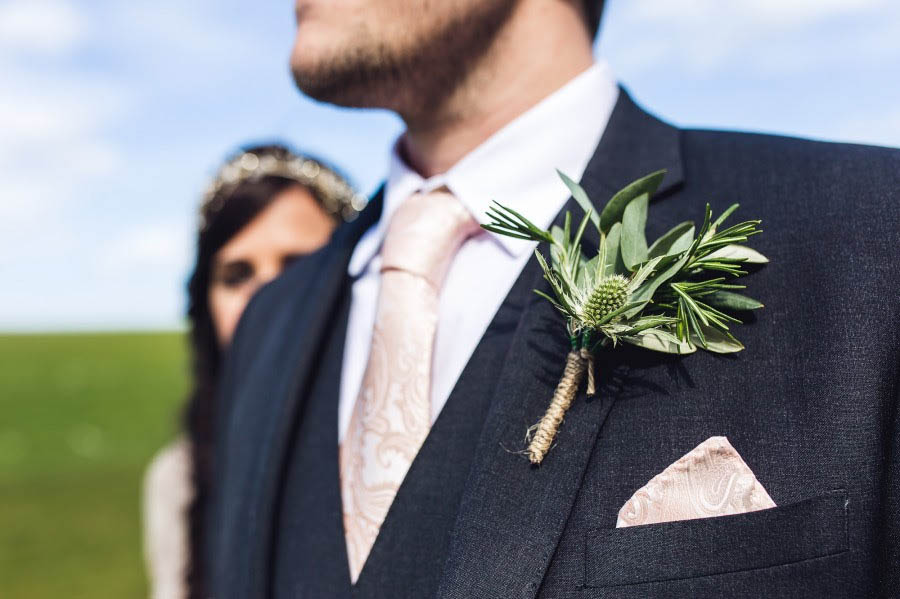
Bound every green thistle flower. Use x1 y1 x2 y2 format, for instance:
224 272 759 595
581 275 629 328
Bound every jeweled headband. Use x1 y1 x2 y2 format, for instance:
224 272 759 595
200 149 368 230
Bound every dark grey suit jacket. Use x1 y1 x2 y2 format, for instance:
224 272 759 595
206 89 900 598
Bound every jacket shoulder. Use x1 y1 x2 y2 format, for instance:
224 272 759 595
679 129 900 220
682 128 900 183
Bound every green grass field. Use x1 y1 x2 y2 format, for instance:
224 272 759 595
0 332 188 599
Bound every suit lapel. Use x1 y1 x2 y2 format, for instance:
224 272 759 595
435 89 684 599
580 87 684 201
215 191 382 598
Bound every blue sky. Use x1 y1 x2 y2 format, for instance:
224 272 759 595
2 0 898 331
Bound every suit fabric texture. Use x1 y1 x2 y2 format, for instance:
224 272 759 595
206 89 900 598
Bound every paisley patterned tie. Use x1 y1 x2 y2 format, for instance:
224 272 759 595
340 189 479 582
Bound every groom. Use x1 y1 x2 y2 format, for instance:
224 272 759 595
206 0 899 597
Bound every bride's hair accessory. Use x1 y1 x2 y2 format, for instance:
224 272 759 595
201 145 367 229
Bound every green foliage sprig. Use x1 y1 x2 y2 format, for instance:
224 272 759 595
484 169 767 464
484 169 767 356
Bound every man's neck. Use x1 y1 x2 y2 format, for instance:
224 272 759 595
399 1 595 178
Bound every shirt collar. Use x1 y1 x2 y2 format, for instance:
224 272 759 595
348 59 619 277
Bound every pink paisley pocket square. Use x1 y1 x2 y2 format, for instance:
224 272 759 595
616 436 776 528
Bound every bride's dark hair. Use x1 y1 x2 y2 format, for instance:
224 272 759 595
182 143 356 598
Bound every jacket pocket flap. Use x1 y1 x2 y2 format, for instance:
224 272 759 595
585 489 848 588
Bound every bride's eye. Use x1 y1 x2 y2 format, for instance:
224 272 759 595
215 261 254 288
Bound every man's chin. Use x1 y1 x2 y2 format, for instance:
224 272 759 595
290 42 341 101
291 60 349 106
291 65 373 109
290 42 395 109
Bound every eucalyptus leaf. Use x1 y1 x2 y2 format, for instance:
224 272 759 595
599 169 666 232
648 221 694 258
691 324 744 353
705 244 769 264
603 222 624 276
621 193 649 271
557 170 601 232
639 327 683 345
704 290 764 311
622 329 696 354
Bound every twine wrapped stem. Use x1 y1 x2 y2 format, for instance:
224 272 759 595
526 345 596 465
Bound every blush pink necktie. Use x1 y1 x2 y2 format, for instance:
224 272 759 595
339 189 479 582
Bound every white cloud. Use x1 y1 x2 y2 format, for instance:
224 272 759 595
0 71 129 235
0 3 130 230
0 80 127 149
0 0 285 329
0 0 89 55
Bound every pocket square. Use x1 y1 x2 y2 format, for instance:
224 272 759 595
616 436 776 528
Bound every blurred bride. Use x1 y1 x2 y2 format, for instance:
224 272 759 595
143 144 364 599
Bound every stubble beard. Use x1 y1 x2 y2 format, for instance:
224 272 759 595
291 0 517 120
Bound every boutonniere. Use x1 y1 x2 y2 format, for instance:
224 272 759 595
484 170 767 464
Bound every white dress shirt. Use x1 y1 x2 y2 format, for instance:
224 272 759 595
338 60 619 441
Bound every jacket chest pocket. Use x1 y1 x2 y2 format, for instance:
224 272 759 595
584 489 848 589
